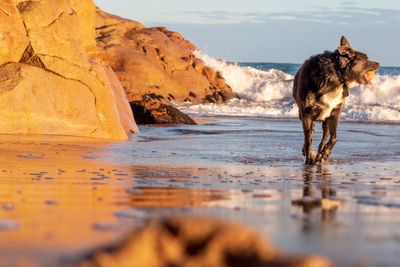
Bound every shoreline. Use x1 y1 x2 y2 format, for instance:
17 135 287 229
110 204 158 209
183 112 400 126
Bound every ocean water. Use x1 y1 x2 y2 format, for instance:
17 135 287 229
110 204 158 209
178 51 400 122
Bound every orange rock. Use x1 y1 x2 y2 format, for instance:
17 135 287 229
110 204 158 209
95 9 234 105
0 1 29 65
0 0 138 139
102 65 139 135
154 27 197 51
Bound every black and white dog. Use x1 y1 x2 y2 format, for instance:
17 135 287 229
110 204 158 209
293 36 379 164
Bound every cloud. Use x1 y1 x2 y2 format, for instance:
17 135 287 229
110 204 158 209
341 1 358 6
179 4 400 25
182 10 260 24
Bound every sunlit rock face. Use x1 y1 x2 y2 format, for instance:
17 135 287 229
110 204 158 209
0 0 138 139
95 9 234 124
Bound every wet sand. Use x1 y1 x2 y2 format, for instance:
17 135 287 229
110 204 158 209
0 117 400 267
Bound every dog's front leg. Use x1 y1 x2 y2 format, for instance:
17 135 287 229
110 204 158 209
302 117 316 164
316 121 329 163
319 114 339 162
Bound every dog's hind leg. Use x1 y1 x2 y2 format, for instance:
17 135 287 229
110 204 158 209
302 117 316 164
316 121 329 163
319 114 339 162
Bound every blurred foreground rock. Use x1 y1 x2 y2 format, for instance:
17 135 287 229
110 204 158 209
76 217 332 267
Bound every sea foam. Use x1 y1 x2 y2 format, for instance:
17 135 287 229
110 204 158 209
179 51 400 122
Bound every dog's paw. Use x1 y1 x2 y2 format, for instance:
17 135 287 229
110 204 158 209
305 158 314 165
315 157 328 165
305 151 317 165
315 153 329 164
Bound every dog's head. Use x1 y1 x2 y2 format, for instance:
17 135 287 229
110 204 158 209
337 36 380 85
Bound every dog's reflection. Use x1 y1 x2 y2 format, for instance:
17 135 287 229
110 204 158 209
292 164 341 224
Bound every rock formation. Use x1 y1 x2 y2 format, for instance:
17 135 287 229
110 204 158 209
130 97 196 125
0 0 138 139
0 0 236 135
76 217 332 267
95 9 235 124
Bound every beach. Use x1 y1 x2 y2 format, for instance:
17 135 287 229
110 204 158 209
1 1 399 266
1 116 399 267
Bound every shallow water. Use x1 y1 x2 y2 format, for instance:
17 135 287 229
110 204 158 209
0 117 400 267
107 117 400 167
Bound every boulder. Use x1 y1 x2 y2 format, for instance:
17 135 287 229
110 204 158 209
76 217 332 267
95 9 234 124
0 0 138 139
131 97 196 125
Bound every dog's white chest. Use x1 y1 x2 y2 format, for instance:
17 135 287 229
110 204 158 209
317 85 344 120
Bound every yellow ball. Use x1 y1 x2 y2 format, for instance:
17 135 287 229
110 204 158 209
367 70 375 81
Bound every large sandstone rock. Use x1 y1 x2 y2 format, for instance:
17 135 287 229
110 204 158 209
76 217 332 267
95 9 234 104
0 0 138 139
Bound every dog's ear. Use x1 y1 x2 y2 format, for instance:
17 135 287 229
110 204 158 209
340 36 351 47
338 36 355 58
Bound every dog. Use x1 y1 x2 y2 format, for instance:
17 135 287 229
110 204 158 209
293 36 379 164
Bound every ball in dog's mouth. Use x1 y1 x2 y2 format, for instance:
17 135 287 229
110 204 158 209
363 70 375 85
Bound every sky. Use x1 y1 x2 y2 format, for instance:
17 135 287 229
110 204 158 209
95 1 400 66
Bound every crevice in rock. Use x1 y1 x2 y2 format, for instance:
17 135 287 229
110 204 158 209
0 63 24 95
42 65 103 123
42 67 98 111
96 29 115 45
0 7 10 16
42 67 94 96
18 45 99 121
16 1 39 13
45 9 77 28
19 43 46 69
96 32 112 42
95 23 121 31
40 56 116 125
37 54 122 128
90 128 99 134
18 44 99 106
37 53 85 70
21 21 30 38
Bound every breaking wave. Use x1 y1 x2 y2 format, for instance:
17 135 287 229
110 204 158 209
179 51 400 122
